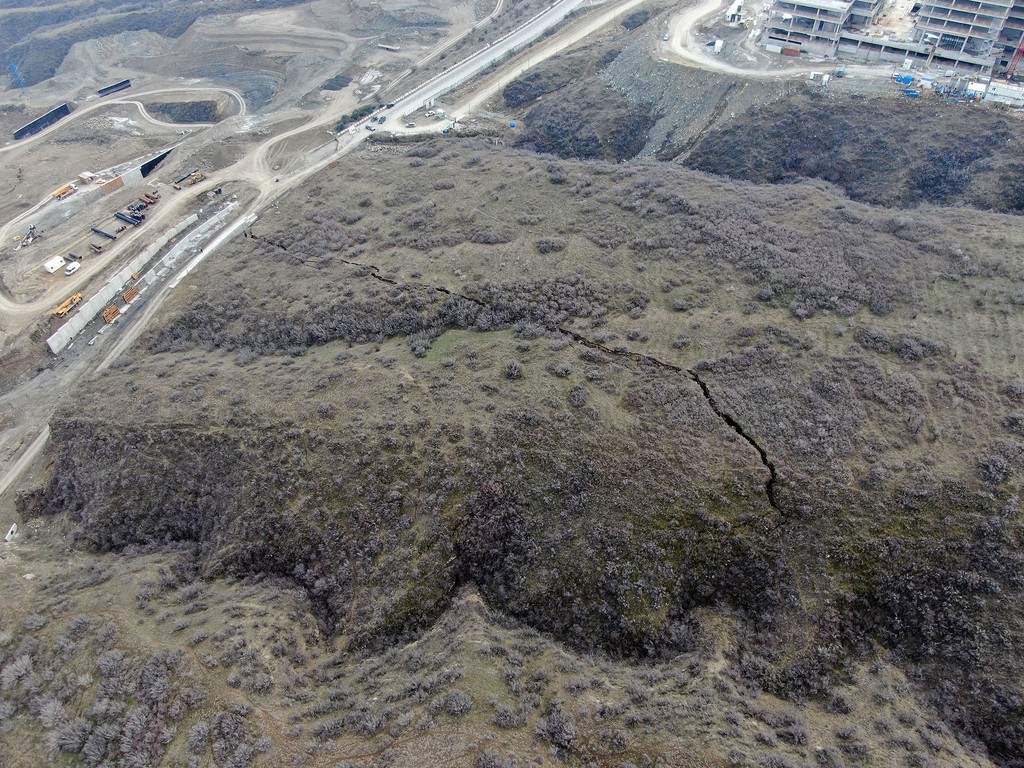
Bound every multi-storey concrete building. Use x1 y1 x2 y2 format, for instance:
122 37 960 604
764 0 853 55
916 0 1013 60
763 0 1024 74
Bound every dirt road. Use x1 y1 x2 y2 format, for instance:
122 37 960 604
662 0 886 79
0 87 246 157
1 0 649 506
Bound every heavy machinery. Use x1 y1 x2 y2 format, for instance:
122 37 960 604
18 224 40 248
51 292 82 318
1009 37 1024 79
115 211 143 226
52 183 76 200
172 172 205 190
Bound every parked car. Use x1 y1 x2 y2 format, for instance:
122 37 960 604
64 262 81 276
366 125 376 131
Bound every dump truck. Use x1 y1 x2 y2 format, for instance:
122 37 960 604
51 292 83 317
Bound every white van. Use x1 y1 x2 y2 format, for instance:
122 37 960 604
64 262 81 276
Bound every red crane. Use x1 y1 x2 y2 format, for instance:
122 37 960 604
1009 36 1024 78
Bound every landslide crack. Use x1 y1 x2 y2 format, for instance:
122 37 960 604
265 247 782 518
561 329 781 518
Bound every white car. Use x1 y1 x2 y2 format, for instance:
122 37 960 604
64 262 81 276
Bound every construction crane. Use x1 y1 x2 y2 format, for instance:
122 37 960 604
1009 36 1024 79
5 58 27 96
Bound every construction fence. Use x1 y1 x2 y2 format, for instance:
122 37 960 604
47 214 199 354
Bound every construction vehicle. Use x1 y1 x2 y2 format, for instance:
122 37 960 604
173 171 205 190
1009 37 1024 79
52 183 77 200
19 225 39 248
173 168 200 185
51 292 83 318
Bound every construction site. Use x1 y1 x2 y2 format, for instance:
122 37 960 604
760 0 1024 75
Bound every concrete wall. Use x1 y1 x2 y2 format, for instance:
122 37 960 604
100 176 124 194
47 214 199 354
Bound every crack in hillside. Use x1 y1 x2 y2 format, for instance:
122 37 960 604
559 329 781 521
266 247 783 521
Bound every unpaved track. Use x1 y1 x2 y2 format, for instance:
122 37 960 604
663 0 884 79
1 0 622 502
0 87 245 156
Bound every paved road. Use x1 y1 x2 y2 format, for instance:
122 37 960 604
387 0 588 120
0 427 49 499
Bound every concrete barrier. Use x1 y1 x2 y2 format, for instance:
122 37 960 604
47 214 199 353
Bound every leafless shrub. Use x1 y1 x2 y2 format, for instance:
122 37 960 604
445 690 473 716
535 702 578 750
536 237 566 254
568 384 589 408
492 703 526 729
1002 380 1024 401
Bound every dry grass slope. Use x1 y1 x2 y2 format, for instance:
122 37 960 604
14 138 1024 767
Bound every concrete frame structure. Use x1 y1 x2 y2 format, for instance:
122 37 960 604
763 0 1024 74
916 0 1013 60
765 0 854 55
995 0 1024 71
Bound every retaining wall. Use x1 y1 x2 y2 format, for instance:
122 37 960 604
47 214 199 354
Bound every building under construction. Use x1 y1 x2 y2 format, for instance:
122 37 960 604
762 0 1024 75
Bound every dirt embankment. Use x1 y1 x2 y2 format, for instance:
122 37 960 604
144 100 224 124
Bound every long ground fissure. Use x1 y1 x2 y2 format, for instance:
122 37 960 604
247 241 782 517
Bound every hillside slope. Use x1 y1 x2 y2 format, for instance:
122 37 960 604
20 141 1024 767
